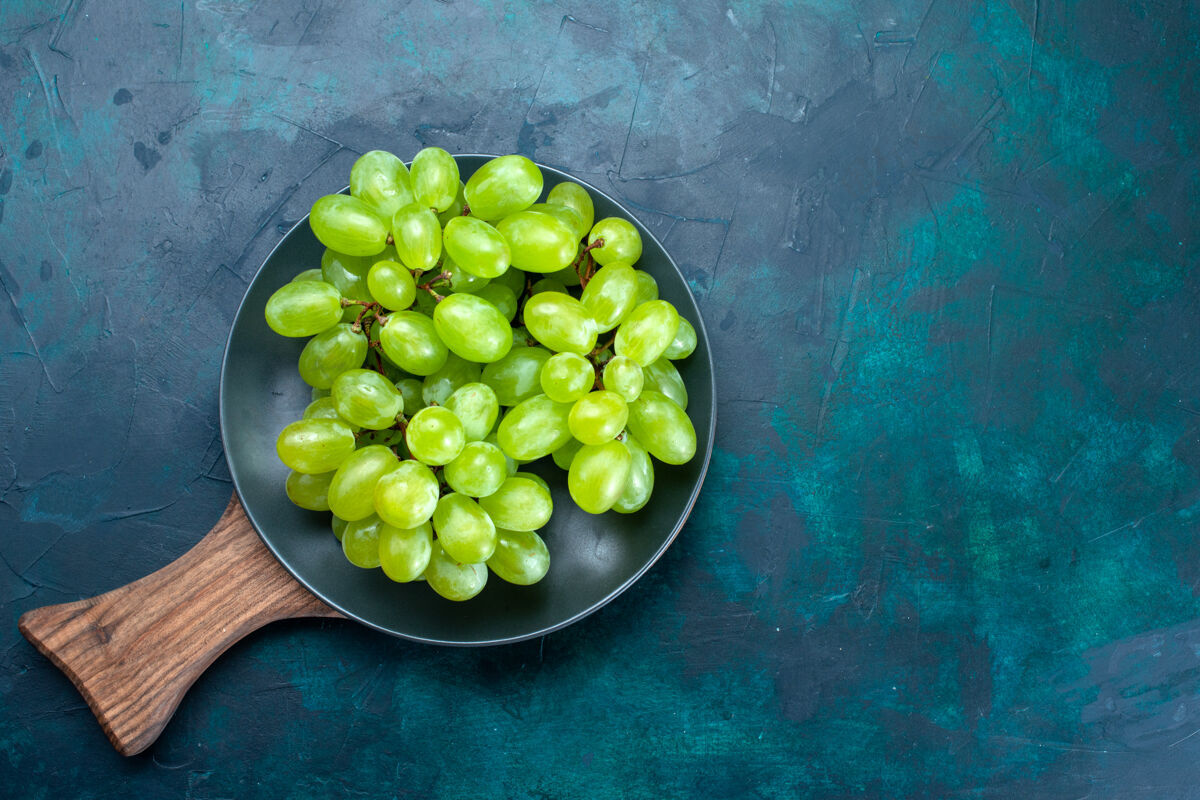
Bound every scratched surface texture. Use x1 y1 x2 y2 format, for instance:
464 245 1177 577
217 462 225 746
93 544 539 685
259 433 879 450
2 0 1199 797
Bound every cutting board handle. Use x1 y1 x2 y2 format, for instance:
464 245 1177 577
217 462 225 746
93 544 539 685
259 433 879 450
18 494 342 756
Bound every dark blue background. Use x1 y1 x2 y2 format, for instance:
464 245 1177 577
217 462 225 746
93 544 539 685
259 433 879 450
3 1 1199 797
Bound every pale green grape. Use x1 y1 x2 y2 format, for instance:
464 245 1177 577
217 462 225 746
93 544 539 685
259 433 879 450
276 418 356 474
342 515 383 568
421 353 482 406
527 202 586 242
539 352 594 403
374 460 440 529
327 445 400 521
477 476 552 531
367 260 416 310
551 438 583 470
433 493 497 563
492 265 528 297
411 146 460 212
395 378 425 414
614 434 654 514
440 254 491 293
514 471 550 493
551 263 582 287
522 292 598 355
302 396 358 429
589 217 642 266
496 210 577 273
349 150 415 220
331 368 404 429
285 469 334 511
487 529 550 586
331 515 349 541
530 277 568 295
444 382 499 441
310 194 388 256
603 355 643 403
424 541 488 601
392 203 442 272
632 270 659 305
473 283 518 322
405 406 465 465
443 216 511 279
322 248 378 318
664 317 697 359
614 300 680 366
311 386 330 401
481 346 552 406
568 440 632 514
265 280 343 337
496 394 574 461
580 262 638 333
642 357 688 410
378 311 448 376
547 181 595 235
436 181 466 226
292 268 324 282
568 390 628 445
625 390 696 465
432 292 513 363
298 323 368 389
444 441 508 497
379 521 433 582
463 155 542 220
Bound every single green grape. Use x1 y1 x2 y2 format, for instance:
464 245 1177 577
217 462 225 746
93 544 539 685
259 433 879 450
374 460 440 529
496 210 577 273
443 216 511 279
642 357 688 410
440 254 492 293
331 368 404 430
589 217 642 266
492 264 528 297
632 270 659 305
311 386 331 401
331 515 349 542
395 378 425 414
276 418 356 474
580 262 638 333
378 311 449 376
292 268 324 282
285 469 334 511
550 262 582 287
496 394 574 461
614 300 680 366
625 390 696 465
302 396 358 429
539 352 594 403
514 471 550 493
551 437 583 470
613 434 654 514
473 283 518 322
378 521 433 582
392 202 442 272
568 390 628 445
433 493 498 563
664 317 697 359
265 280 343 337
310 194 388 257
342 515 384 568
480 346 552 406
405 406 466 465
444 441 508 497
349 150 415 220
463 154 543 220
367 260 416 310
411 146 460 212
423 541 488 601
327 445 400 521
487 529 550 586
547 181 595 235
603 355 643 403
421 353 482 406
530 277 568 295
568 440 632 514
298 323 368 389
436 181 466 226
444 382 500 441
322 248 378 318
432 292 513 363
477 476 552 531
522 292 597 355
527 202 586 242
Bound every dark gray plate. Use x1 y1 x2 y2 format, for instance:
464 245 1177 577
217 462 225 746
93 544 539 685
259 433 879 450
220 154 715 645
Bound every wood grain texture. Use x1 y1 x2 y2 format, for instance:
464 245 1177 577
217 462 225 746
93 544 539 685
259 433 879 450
17 494 342 756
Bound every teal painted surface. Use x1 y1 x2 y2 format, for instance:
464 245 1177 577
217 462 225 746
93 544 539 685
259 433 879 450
2 0 1199 797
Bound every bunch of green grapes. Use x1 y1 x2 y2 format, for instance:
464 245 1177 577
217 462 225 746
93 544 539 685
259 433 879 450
267 149 698 601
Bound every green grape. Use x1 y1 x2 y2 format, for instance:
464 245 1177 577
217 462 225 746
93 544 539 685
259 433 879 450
626 390 696 465
444 441 508 497
614 300 680 366
439 254 492 294
331 368 404 429
285 469 334 511
379 521 433 582
481 346 552 406
310 194 388 257
421 353 482 406
411 146 460 212
642 357 688 410
443 216 512 279
522 292 598 355
551 263 582 287
487 529 550 586
463 154 542 220
392 203 442 272
405 406 466 465
632 270 659 305
473 283 518 322
395 378 425 415
496 210 577 273
551 438 583 470
664 318 697 359
292 268 324 282
602 355 643 403
514 471 550 493
378 311 448 376
265 280 343 337
580 262 638 333
436 181 466 226
444 382 500 441
547 181 595 235
539 352 595 403
527 202 586 242
568 440 632 514
477 476 552 531
424 541 488 601
432 293 513 363
614 434 654 514
485 432 519 476
327 445 400 521
432 493 497 563
349 150 415 220
298 323 368 389
496 394 574 461
568 390 628 445
492 264 528 297
342 515 383 568
331 515 349 541
311 386 331 401
530 277 568 295
589 217 642 266
367 260 416 310
277 418 356 474
321 248 378 319
302 396 358 429
374 460 440 528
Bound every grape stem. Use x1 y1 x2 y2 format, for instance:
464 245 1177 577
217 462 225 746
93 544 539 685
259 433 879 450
386 233 395 246
460 202 471 216
417 271 451 302
574 239 603 288
590 334 616 357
